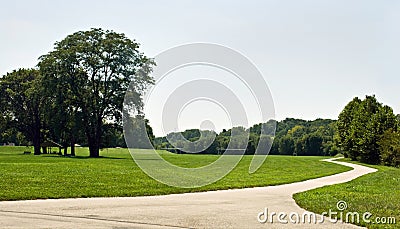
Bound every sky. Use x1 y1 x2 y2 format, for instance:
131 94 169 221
1 0 399 136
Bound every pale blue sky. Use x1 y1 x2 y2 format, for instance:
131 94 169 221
1 0 399 136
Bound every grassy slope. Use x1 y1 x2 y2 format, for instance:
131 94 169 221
0 146 350 201
293 159 399 229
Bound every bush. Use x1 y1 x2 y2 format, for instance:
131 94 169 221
378 129 400 167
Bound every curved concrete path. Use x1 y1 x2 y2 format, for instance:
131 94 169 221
0 158 377 228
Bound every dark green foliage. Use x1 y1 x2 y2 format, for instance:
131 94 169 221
160 129 218 154
154 118 335 156
101 123 126 148
0 29 154 157
299 133 324 156
0 69 44 154
124 115 155 149
273 118 337 156
180 129 201 141
378 129 400 167
278 135 295 155
336 95 399 165
38 28 154 157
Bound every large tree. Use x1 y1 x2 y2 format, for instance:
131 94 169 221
335 97 362 160
0 69 44 154
336 95 398 164
39 28 154 157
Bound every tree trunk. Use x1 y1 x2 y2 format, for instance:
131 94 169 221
33 125 41 155
33 140 41 155
63 147 68 156
71 135 75 156
84 113 102 158
88 133 100 157
89 142 100 157
33 109 41 155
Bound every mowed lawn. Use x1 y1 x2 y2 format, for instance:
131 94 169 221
0 146 351 201
293 159 399 229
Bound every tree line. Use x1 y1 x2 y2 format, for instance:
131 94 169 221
0 28 154 157
154 118 338 156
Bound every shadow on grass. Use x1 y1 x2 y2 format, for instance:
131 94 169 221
40 155 128 160
70 155 128 160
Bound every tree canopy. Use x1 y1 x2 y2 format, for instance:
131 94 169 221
336 95 399 165
0 69 44 154
38 28 154 157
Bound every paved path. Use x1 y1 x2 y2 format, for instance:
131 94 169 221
0 158 377 228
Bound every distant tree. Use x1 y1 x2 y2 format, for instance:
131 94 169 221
124 115 155 149
181 129 201 141
195 130 218 154
287 125 305 138
246 132 258 155
279 135 295 155
0 69 44 154
252 134 273 155
101 123 126 148
322 140 339 156
216 134 229 152
300 133 324 156
228 126 249 150
39 28 154 157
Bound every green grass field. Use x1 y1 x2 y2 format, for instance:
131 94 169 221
0 146 351 201
293 159 399 229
